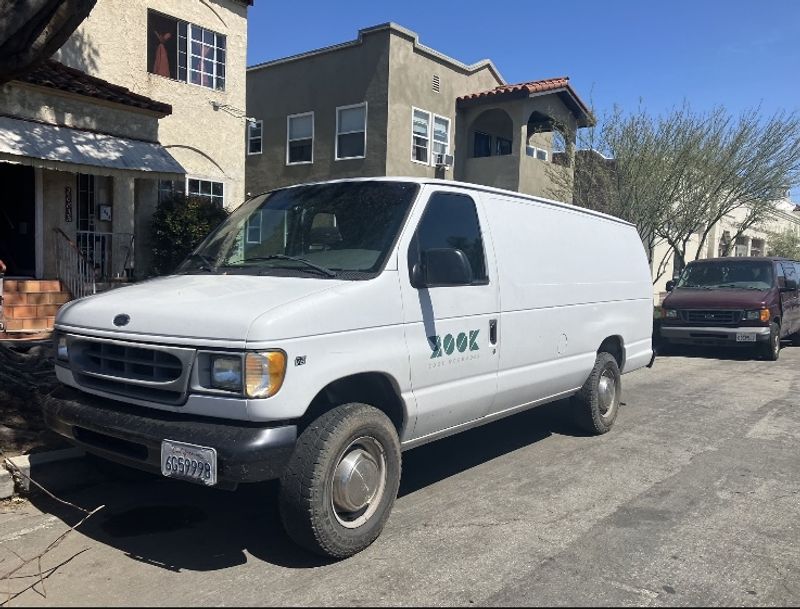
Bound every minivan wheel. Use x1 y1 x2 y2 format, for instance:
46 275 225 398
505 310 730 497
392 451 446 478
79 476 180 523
278 403 401 559
572 352 621 435
761 322 781 361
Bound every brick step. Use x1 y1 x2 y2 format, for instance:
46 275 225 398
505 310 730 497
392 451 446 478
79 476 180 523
0 330 52 341
3 317 56 332
1 291 70 306
3 279 63 293
2 304 62 319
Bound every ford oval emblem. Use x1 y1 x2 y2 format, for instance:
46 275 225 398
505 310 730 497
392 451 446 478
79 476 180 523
113 314 130 327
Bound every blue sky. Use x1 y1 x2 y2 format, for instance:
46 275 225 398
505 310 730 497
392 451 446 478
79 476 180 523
246 0 800 196
247 0 800 118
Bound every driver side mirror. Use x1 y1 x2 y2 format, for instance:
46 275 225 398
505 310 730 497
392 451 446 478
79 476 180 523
411 248 473 288
665 280 675 292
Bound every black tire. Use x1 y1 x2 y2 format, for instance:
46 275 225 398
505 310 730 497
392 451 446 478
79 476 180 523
572 352 621 435
760 322 781 361
279 403 402 559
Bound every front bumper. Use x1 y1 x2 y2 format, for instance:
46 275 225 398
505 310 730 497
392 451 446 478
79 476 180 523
659 325 770 346
43 386 297 489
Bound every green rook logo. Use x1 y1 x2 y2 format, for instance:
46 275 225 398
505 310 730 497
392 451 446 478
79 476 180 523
428 329 479 358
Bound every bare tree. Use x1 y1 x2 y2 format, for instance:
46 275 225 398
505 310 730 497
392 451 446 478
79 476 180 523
0 0 97 83
553 104 800 283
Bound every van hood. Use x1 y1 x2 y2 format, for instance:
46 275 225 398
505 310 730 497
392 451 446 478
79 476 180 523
662 287 770 309
55 274 347 343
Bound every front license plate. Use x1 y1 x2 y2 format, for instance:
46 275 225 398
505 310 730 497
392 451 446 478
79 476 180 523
736 333 756 342
161 440 217 486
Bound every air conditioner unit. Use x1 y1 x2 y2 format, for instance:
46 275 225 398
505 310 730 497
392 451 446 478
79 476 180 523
435 153 454 169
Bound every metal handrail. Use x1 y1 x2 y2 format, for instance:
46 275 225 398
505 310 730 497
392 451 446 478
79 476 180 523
53 228 96 299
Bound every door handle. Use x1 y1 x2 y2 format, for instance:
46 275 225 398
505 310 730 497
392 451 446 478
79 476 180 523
489 319 498 345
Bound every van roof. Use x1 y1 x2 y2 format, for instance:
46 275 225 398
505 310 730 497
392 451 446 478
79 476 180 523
249 177 635 228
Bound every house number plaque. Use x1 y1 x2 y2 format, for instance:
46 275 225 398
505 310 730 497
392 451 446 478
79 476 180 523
65 186 73 222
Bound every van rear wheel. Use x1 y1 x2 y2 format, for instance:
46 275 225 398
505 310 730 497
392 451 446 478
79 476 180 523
278 403 401 559
572 352 621 435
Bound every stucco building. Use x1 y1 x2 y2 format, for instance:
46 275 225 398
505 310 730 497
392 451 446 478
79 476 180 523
0 0 252 336
245 23 594 198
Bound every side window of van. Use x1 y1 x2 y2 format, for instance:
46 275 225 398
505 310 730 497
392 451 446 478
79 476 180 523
782 262 797 288
412 192 488 283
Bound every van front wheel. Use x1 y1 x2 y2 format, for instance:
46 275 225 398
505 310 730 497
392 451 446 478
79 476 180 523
279 403 402 559
572 352 621 435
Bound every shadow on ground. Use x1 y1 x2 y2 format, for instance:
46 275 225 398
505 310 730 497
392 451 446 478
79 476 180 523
28 398 583 571
655 340 800 362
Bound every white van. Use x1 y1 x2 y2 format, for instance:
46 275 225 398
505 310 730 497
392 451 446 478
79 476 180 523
47 178 653 558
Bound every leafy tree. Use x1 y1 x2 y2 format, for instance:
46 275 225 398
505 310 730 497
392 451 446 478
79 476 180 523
150 195 229 276
766 228 800 259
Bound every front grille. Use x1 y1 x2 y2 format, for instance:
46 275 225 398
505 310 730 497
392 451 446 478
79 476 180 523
680 309 741 324
68 337 195 405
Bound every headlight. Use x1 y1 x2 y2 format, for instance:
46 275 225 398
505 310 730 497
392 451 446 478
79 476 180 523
245 351 286 398
663 309 678 319
745 309 770 322
210 355 243 391
56 335 69 362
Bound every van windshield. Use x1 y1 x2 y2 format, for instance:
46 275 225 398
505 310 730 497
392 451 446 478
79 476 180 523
177 181 419 279
675 260 774 290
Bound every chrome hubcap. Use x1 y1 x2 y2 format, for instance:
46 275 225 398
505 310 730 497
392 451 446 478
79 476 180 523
598 369 617 417
331 437 386 529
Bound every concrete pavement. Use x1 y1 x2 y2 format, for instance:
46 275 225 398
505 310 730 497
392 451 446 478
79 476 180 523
1 346 798 606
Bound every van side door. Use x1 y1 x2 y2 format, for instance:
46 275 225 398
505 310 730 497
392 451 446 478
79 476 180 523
399 189 499 440
780 261 800 335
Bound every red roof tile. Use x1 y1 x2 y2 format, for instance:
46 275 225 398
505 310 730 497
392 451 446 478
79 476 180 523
17 60 172 116
457 76 572 102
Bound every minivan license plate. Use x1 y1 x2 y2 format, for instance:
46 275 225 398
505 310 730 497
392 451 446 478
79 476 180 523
161 440 217 486
736 333 756 342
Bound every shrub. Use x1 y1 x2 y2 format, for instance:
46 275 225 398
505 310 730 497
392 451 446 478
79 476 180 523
150 195 229 276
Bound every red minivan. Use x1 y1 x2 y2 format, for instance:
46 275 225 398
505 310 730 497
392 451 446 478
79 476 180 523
659 257 800 360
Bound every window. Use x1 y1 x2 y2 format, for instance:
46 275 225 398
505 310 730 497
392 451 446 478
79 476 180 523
526 145 548 161
158 179 185 203
147 10 225 90
247 120 263 155
188 178 224 207
496 137 512 156
287 112 314 164
246 211 262 244
414 192 487 283
336 103 367 160
412 108 430 163
432 115 450 165
474 132 492 158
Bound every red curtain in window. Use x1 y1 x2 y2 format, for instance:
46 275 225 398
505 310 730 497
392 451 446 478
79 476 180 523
152 30 172 77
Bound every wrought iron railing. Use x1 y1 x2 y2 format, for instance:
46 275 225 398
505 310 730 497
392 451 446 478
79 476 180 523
54 228 96 299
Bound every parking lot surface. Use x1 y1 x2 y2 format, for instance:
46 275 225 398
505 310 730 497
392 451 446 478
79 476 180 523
1 347 799 606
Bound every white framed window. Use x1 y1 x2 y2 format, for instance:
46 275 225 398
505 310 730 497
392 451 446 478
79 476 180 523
526 145 549 161
246 210 262 243
187 177 224 207
247 120 263 155
336 102 367 160
287 112 314 165
432 115 450 165
411 107 430 164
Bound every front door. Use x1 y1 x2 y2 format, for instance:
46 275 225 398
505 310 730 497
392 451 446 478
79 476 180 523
399 188 500 440
0 163 35 276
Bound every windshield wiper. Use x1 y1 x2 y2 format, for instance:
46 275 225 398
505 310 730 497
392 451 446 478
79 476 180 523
681 284 712 289
244 255 337 277
715 284 765 290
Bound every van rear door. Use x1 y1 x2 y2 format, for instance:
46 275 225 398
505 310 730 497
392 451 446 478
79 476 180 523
399 188 500 440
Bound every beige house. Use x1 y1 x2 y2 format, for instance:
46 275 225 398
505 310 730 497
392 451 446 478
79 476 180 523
245 23 593 198
0 0 252 336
